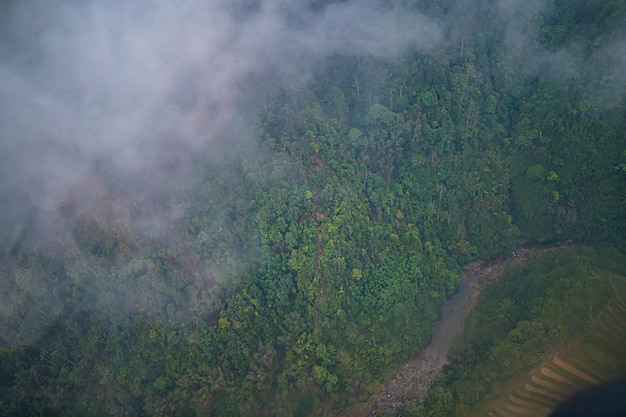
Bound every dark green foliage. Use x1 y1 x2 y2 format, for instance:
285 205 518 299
1 1 625 416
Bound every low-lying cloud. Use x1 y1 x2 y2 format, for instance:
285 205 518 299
0 0 443 251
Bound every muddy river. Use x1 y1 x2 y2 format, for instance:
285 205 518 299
342 247 535 417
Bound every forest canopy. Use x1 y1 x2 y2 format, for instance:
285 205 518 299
0 0 625 416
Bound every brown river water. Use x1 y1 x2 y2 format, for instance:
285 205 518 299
341 247 536 417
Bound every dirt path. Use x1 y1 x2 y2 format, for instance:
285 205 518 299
341 246 542 417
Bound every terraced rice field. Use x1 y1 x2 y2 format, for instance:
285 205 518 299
485 274 626 417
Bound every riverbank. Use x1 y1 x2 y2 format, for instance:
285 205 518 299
341 246 541 417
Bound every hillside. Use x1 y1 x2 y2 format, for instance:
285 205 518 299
0 1 625 416
410 246 626 417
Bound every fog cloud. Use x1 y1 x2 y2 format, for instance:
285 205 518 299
0 0 443 251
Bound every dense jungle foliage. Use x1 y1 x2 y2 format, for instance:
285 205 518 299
1 0 625 416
